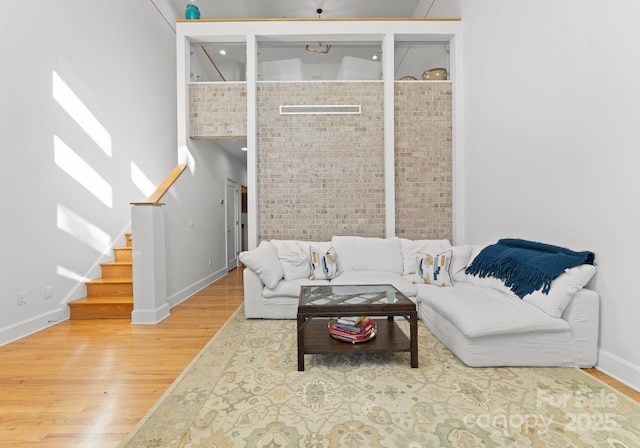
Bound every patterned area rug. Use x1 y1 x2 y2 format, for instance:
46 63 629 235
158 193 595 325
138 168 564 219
119 306 640 447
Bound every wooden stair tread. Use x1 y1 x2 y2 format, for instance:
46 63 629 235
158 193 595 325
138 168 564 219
86 278 133 284
69 296 133 319
70 296 133 304
69 234 134 320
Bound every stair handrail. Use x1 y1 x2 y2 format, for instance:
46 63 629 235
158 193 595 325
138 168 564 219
131 164 187 205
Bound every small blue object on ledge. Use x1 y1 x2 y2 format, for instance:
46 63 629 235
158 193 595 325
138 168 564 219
185 4 200 20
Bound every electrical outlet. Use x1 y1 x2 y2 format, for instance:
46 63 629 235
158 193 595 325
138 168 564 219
45 286 53 300
17 292 27 306
189 218 194 228
208 258 212 266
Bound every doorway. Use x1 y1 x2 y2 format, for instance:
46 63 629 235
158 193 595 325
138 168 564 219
226 178 240 271
241 185 248 252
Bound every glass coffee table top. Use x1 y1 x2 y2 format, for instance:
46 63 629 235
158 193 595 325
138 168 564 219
296 284 418 371
299 284 412 307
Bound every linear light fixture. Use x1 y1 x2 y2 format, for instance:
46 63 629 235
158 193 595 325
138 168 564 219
279 105 361 115
305 42 331 54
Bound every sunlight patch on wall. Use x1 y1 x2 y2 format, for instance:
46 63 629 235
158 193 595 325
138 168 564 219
57 204 111 254
178 145 196 175
54 135 113 208
52 71 112 157
130 162 157 198
56 265 90 283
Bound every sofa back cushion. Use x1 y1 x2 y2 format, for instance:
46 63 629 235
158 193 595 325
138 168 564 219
331 236 403 274
270 240 311 281
523 264 597 318
268 240 333 281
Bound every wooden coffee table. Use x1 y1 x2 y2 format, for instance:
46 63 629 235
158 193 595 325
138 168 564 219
296 284 418 371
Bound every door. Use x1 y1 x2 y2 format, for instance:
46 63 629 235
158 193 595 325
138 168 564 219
226 179 240 271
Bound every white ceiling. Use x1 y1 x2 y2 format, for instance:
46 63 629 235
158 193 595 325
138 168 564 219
171 0 424 20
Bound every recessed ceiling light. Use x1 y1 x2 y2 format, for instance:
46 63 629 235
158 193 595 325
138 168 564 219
372 55 378 60
241 147 248 151
219 49 226 55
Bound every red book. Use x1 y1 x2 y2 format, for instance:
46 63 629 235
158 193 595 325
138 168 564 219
330 327 373 340
330 320 374 340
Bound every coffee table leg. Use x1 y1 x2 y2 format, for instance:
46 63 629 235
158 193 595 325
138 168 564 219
410 311 418 368
297 314 305 371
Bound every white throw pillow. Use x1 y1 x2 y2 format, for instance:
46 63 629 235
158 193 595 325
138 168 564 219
238 241 284 289
400 238 452 275
416 249 453 287
271 240 311 281
523 264 597 318
449 245 472 282
309 247 339 280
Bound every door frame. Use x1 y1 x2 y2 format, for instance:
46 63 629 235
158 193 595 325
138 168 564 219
225 177 240 271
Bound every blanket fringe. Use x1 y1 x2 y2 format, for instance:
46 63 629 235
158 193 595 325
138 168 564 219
471 257 553 297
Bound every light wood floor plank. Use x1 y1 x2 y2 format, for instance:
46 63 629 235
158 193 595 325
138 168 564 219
0 268 243 448
0 266 637 447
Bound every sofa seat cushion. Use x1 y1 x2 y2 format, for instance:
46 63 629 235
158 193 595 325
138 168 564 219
329 271 418 298
263 278 330 299
416 283 569 338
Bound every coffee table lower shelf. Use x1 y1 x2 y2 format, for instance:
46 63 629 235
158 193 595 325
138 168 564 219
298 318 413 371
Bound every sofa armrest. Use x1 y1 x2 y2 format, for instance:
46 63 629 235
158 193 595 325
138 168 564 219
243 268 265 318
561 288 600 366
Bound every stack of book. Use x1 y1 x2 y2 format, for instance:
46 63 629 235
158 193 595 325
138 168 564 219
329 316 375 343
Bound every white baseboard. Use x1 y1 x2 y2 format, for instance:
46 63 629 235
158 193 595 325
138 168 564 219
131 303 171 325
166 267 229 309
0 307 69 347
0 267 231 342
596 348 640 393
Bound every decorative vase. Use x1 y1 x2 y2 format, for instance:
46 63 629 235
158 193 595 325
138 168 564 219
185 4 200 20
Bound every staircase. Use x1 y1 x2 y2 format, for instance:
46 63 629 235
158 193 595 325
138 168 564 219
68 234 133 319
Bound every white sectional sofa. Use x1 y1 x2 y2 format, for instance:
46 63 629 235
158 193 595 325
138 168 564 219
239 236 599 367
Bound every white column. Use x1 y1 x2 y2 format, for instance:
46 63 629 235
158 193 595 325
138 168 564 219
131 205 170 324
247 34 258 249
449 34 464 245
383 33 396 237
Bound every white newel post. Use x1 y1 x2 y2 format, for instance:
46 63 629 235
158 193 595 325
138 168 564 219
130 204 170 324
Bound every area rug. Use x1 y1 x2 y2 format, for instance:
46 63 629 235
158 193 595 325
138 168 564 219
118 306 640 447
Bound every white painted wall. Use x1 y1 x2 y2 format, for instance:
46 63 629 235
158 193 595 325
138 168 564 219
460 0 640 390
0 1 177 344
163 139 247 307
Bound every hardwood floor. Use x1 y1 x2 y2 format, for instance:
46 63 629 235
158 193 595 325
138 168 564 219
0 268 243 448
0 266 637 447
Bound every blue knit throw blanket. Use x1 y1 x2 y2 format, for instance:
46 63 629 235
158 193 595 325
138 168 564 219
465 238 595 298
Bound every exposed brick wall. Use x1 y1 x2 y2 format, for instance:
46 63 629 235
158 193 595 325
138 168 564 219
257 82 385 241
189 83 247 139
394 82 453 241
188 81 453 242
